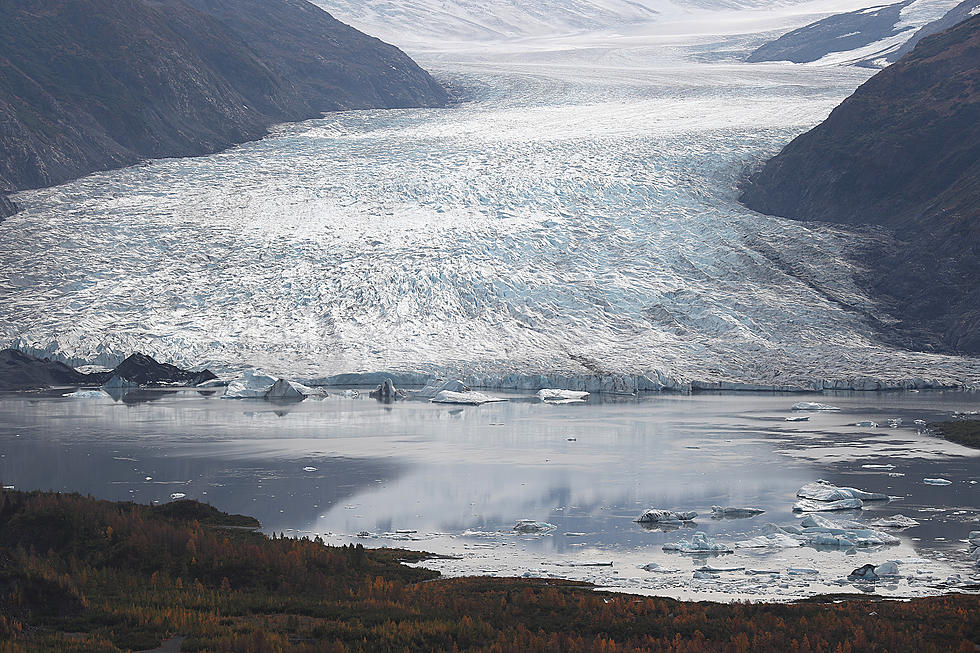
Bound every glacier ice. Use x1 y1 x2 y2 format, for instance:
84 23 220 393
635 509 697 524
2 12 980 392
370 378 406 402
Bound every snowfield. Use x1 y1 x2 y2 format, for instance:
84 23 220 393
2 3 979 390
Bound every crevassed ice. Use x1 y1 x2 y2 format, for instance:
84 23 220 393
2 45 980 389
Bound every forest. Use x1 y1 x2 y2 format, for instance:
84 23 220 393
0 488 977 652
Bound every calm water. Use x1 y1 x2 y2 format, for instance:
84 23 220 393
2 389 977 599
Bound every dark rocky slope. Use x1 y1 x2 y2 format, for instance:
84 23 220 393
741 15 980 354
0 0 447 203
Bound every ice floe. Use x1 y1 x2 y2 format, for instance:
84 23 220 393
431 390 505 405
791 402 839 411
853 420 879 428
537 389 589 403
635 509 698 524
785 416 810 422
923 478 952 486
663 531 732 554
64 389 107 399
735 529 804 549
711 506 765 519
870 514 920 528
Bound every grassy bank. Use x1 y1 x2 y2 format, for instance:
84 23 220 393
930 419 980 449
0 488 977 652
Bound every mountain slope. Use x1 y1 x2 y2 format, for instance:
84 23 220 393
741 14 980 353
0 0 447 199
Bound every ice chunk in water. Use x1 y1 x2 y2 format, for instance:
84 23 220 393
735 530 804 549
663 531 732 554
923 478 952 486
785 416 810 422
799 514 900 546
711 506 765 518
369 378 406 402
265 378 316 401
537 389 589 402
793 498 864 512
797 480 888 502
870 514 919 528
853 420 879 428
431 390 505 405
636 509 698 524
223 369 276 399
64 389 107 399
791 402 839 411
416 378 469 398
513 520 556 534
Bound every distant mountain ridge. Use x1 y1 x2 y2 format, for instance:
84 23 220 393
0 0 448 211
741 14 980 353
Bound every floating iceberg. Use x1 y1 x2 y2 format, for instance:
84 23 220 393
798 514 900 546
663 531 732 554
793 498 864 512
849 561 900 582
369 378 406 402
797 480 889 502
537 389 589 403
785 416 810 422
265 379 310 402
64 389 107 399
711 506 765 519
431 390 505 405
969 531 980 547
513 520 556 534
870 514 919 528
223 369 277 399
416 378 469 398
635 509 697 524
923 478 952 486
888 418 903 428
791 402 840 411
853 420 879 428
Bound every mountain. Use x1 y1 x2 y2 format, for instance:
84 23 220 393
0 0 447 203
740 15 980 353
746 0 972 67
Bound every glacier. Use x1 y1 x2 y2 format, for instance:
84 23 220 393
2 3 980 390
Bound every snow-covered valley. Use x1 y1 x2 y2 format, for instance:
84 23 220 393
2 4 979 390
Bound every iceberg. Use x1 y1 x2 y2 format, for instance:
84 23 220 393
265 379 309 402
711 506 765 518
793 498 864 512
923 478 952 486
785 416 810 422
853 420 879 428
797 480 889 502
431 390 505 405
513 520 556 534
869 514 919 528
64 389 107 399
369 378 406 402
635 509 697 524
223 369 277 399
799 514 900 546
735 530 805 549
537 389 589 402
791 402 840 411
663 531 732 554
416 378 470 398
849 561 900 582
969 531 980 547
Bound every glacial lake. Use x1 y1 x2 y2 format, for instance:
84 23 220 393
2 388 977 600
